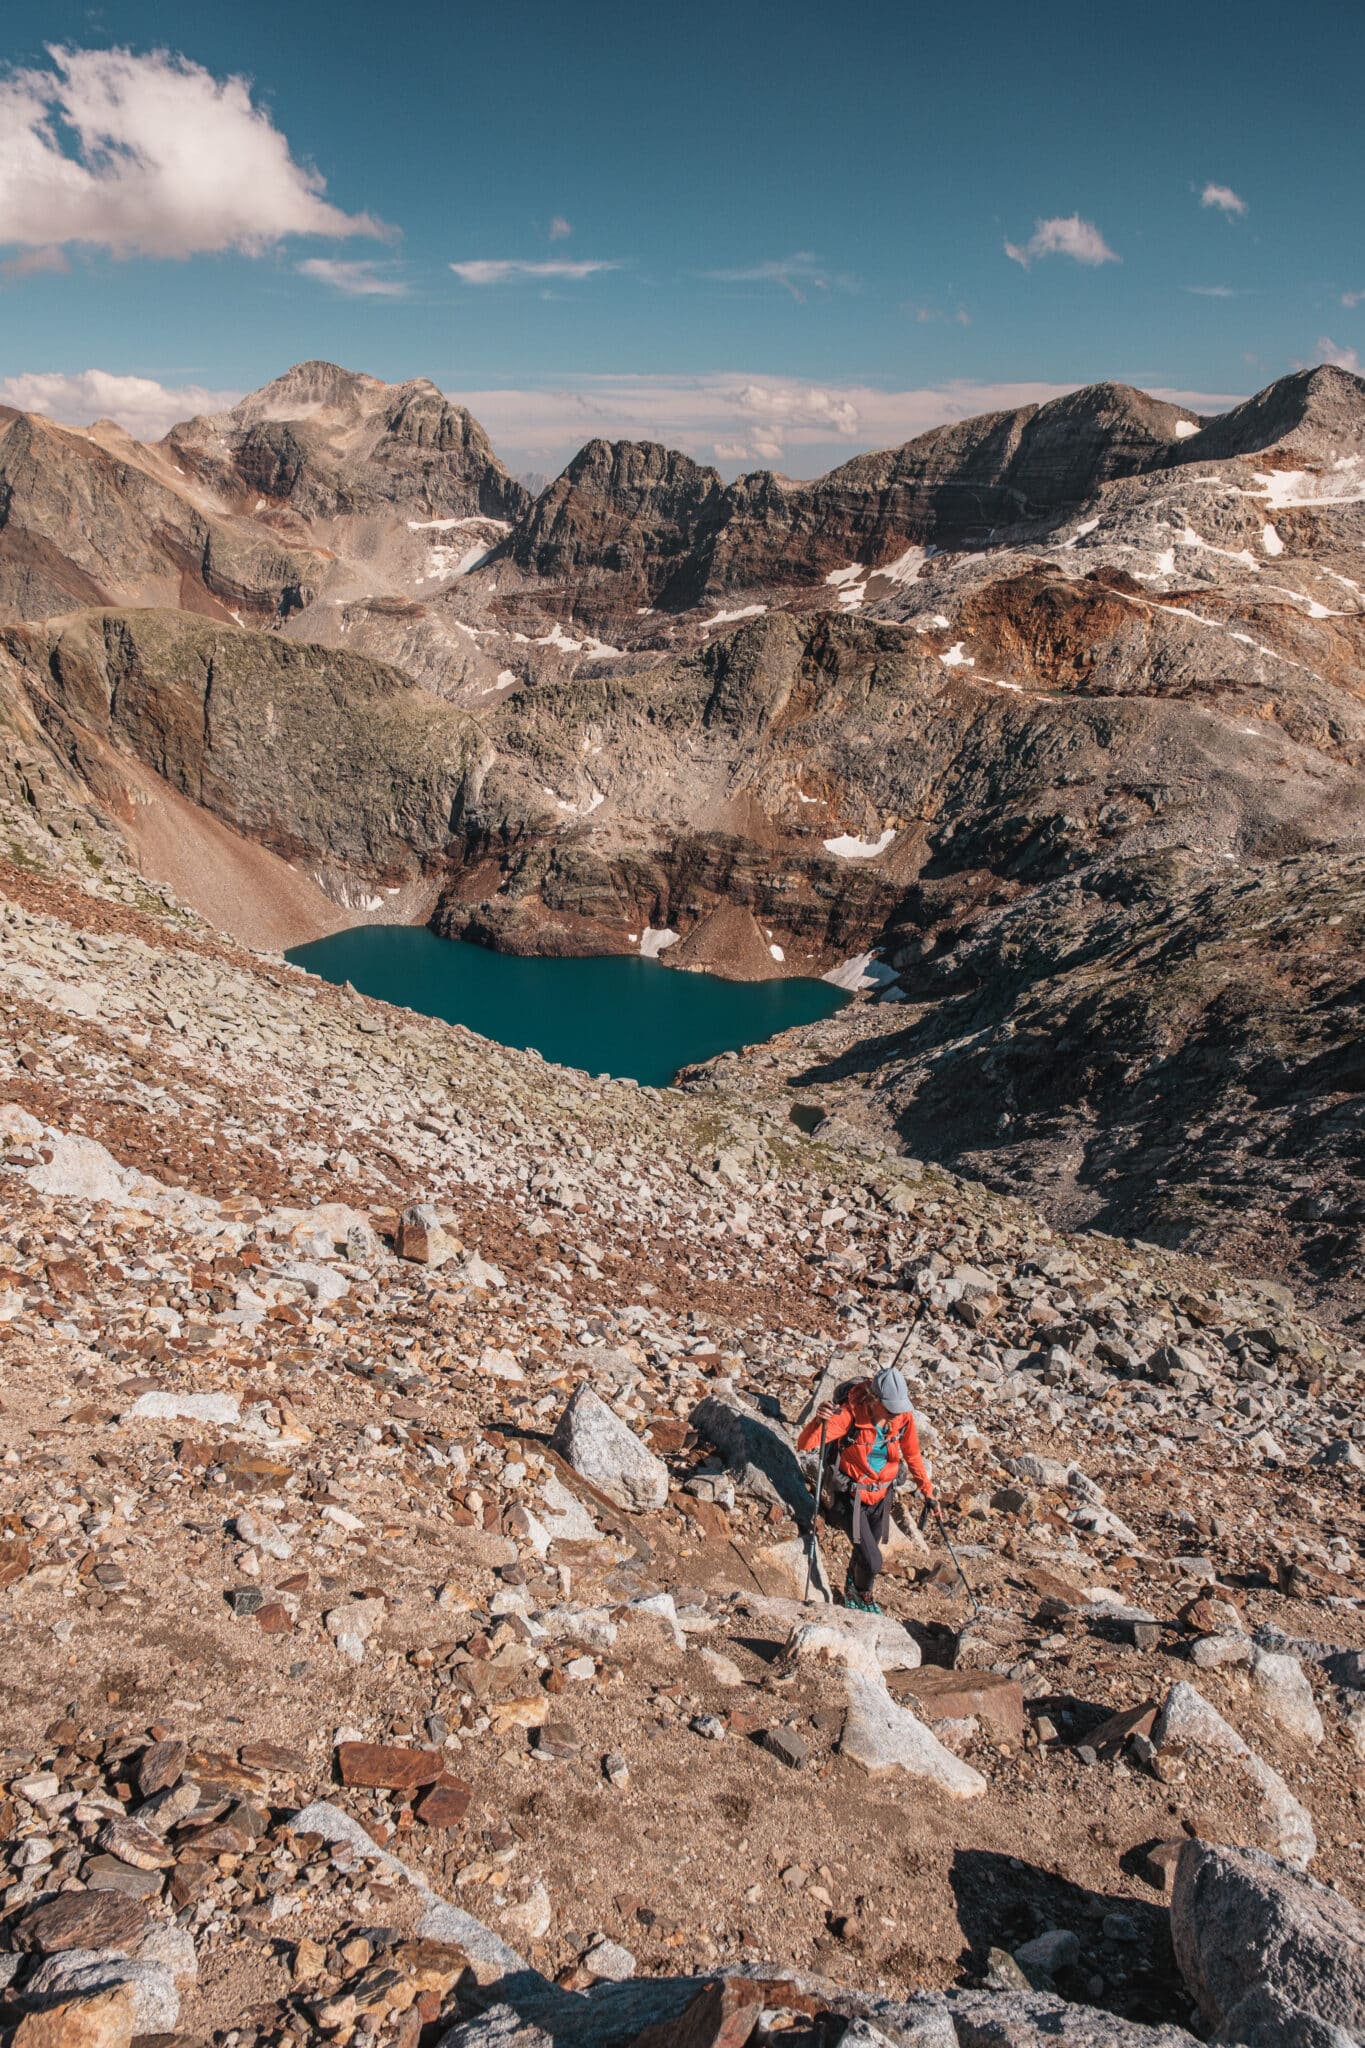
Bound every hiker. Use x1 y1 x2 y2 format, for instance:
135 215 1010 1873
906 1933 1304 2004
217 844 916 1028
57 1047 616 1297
797 1365 938 1612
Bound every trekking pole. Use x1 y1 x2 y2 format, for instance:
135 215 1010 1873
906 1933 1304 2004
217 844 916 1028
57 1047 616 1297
921 1499 981 1621
803 1422 829 1603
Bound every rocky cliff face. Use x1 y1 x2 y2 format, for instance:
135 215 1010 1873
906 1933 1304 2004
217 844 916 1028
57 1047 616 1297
2 609 492 895
164 359 529 523
0 409 317 623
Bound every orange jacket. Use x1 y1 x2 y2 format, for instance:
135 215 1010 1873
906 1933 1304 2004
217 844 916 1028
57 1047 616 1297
797 1380 932 1505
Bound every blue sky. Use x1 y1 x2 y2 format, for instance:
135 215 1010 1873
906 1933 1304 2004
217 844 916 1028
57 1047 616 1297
0 0 1361 476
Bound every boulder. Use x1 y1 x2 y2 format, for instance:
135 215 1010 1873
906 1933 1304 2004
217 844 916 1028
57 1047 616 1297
1249 1648 1324 1747
396 1202 456 1266
689 1394 814 1523
11 1986 139 2048
784 1607 922 1676
1170 1839 1365 2036
896 1668 1027 1745
1215 1983 1358 2046
748 1535 830 1602
946 1989 1200 2044
26 1132 129 1204
22 1949 179 2033
838 1668 987 1797
551 1384 668 1511
1153 1683 1316 1866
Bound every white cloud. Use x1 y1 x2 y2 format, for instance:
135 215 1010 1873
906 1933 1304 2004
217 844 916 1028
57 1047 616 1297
297 257 407 298
445 371 1244 477
1004 215 1119 269
449 257 620 284
1185 284 1237 298
1342 289 1364 309
0 367 242 439
0 45 384 260
1312 337 1361 375
701 252 855 302
1200 182 1247 217
548 215 572 241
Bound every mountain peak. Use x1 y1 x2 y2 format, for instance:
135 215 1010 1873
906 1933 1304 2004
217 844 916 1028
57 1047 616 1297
1177 363 1365 464
229 360 390 426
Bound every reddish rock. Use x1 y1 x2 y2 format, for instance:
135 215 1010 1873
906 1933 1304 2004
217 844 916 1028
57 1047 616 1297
1136 1836 1188 1892
15 1889 148 1953
895 1668 1026 1744
1087 1701 1159 1759
632 1976 766 2048
12 1985 138 2048
137 1736 187 1798
336 1741 444 1791
415 1776 473 1829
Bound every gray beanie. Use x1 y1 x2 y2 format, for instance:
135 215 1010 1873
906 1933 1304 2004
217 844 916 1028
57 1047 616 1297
871 1365 914 1414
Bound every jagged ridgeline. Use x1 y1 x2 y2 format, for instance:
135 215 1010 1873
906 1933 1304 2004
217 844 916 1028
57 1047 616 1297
2 360 1364 1321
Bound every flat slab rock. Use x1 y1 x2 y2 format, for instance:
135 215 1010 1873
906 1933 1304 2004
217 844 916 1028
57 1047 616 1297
893 1667 1027 1744
838 1668 987 1798
14 1891 148 1954
1153 1683 1316 1867
335 1741 444 1790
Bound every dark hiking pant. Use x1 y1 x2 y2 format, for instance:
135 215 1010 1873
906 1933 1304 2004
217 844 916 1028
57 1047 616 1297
833 1485 893 1592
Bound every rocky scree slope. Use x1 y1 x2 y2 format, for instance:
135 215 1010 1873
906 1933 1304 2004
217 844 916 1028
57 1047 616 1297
0 831 1361 2045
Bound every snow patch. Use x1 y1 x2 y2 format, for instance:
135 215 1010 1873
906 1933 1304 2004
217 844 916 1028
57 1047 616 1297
1175 420 1200 439
939 642 974 668
768 943 785 963
825 564 864 587
1064 518 1100 548
823 828 896 861
823 952 898 992
639 927 679 958
1241 463 1365 510
536 623 624 658
700 604 767 627
555 785 605 818
1262 523 1284 557
878 545 929 585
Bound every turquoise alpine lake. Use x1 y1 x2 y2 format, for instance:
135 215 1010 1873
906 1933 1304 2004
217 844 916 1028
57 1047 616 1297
286 924 850 1088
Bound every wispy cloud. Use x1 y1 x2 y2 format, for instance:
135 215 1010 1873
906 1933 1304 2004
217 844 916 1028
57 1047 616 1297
548 216 572 241
1311 337 1361 375
0 45 386 259
1342 289 1364 309
1184 285 1238 298
0 367 241 439
450 257 620 285
1200 182 1247 217
297 257 408 298
1004 215 1119 269
701 252 855 302
913 302 971 326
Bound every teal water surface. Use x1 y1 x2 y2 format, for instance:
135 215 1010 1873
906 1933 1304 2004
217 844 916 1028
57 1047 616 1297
287 924 849 1088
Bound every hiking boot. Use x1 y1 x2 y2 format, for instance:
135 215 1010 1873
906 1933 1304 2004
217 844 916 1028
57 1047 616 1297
842 1578 881 1614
